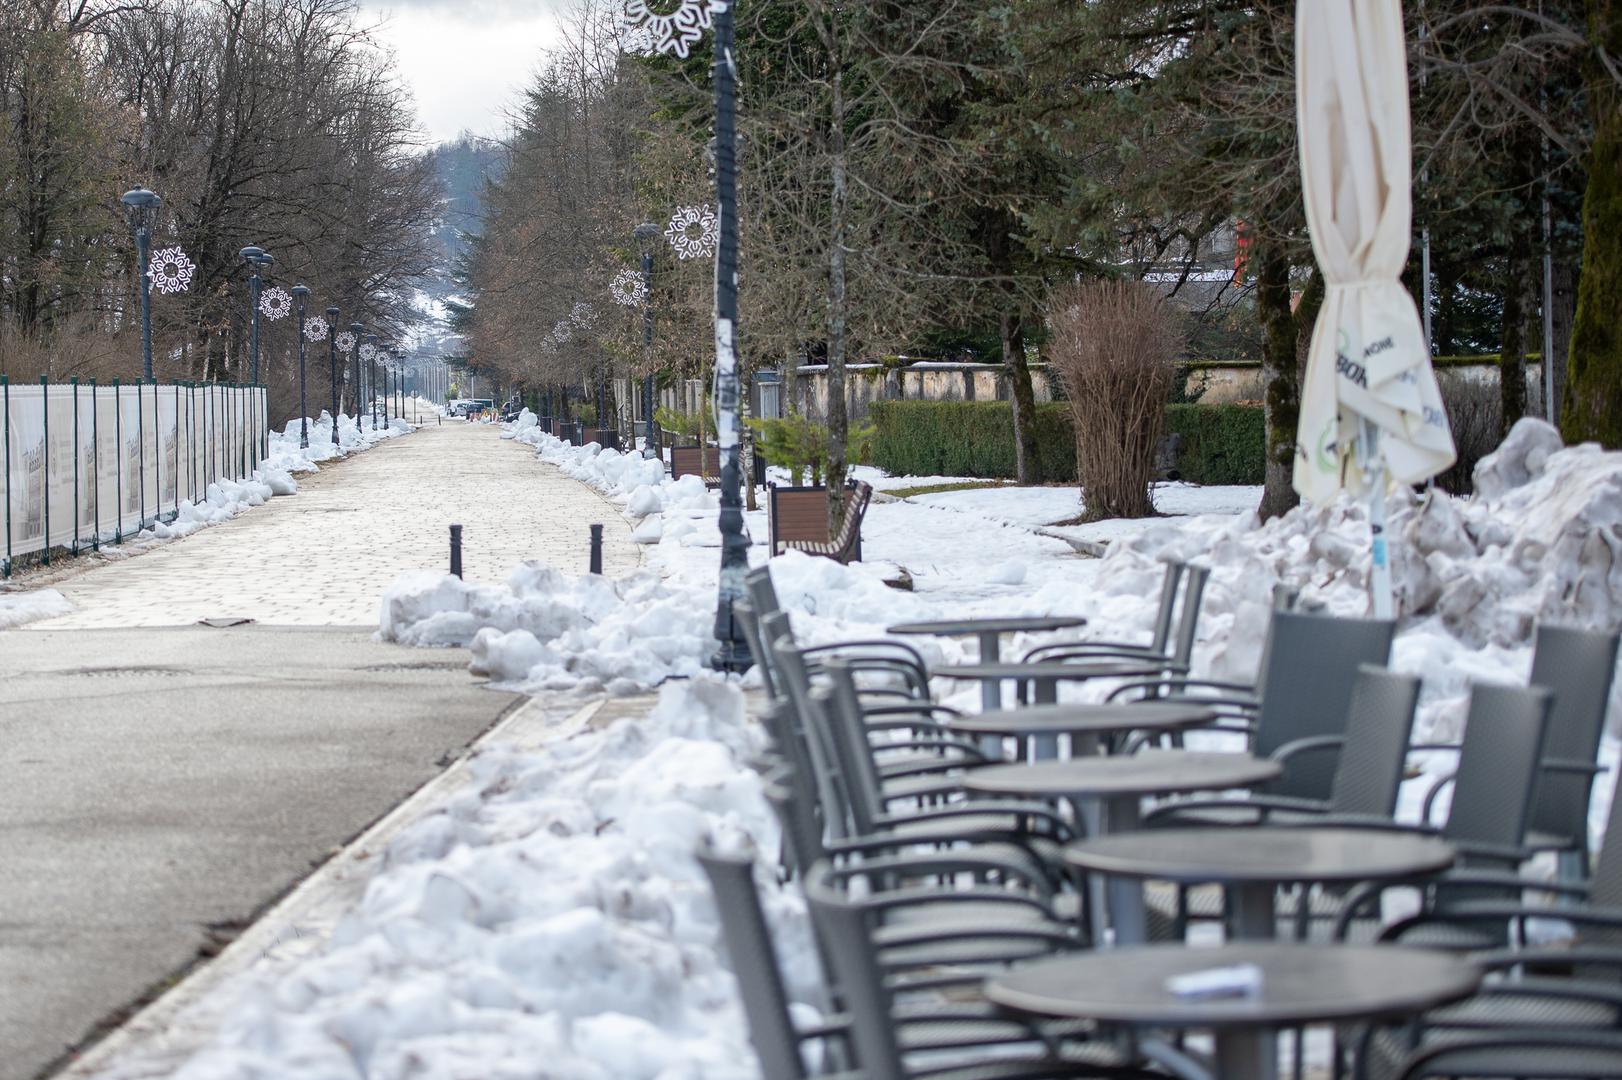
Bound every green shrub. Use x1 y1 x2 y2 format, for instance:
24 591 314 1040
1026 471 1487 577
1164 403 1264 485
868 401 1075 482
747 412 875 486
868 400 1263 486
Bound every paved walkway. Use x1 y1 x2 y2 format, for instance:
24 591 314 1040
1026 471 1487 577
1 425 638 1080
28 423 640 629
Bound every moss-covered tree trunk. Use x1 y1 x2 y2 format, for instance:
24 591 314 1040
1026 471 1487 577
1563 0 1622 447
1257 250 1303 521
824 66 851 537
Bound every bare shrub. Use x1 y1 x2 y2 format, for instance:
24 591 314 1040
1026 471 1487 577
1047 279 1186 521
1434 372 1505 495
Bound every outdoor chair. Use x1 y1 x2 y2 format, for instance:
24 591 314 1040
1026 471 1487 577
748 566 930 699
670 444 721 486
1391 1030 1622 1080
802 860 1175 1080
1119 609 1396 811
698 836 1090 1076
1018 560 1191 664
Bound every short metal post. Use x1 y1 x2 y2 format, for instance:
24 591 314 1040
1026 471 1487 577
113 378 122 543
449 523 463 579
589 523 604 575
2 375 10 576
72 378 80 554
41 377 50 565
91 378 99 550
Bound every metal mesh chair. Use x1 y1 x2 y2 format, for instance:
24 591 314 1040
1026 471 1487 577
1525 624 1620 875
1021 560 1187 663
1392 1030 1622 1079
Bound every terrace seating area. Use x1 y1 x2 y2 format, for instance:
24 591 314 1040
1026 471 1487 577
711 560 1622 1080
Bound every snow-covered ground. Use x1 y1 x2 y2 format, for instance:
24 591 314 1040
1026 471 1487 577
92 412 1622 1079
0 409 420 628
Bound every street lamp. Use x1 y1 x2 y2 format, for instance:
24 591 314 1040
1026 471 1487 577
364 334 380 430
121 187 161 382
326 306 341 446
239 247 274 384
634 222 661 459
292 285 310 447
349 323 366 433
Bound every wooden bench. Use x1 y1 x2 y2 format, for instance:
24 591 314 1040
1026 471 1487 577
584 428 620 451
769 481 871 563
670 445 721 486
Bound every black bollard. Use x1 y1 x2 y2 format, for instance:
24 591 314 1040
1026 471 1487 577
589 523 604 575
450 523 463 579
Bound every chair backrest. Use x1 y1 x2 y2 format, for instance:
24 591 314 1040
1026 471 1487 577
1528 623 1621 846
1328 665 1422 817
1254 610 1397 801
803 864 908 1080
747 565 783 620
1445 682 1554 852
696 838 812 1080
1145 561 1188 655
816 666 888 836
763 763 827 876
1166 563 1211 668
734 600 779 700
769 636 855 840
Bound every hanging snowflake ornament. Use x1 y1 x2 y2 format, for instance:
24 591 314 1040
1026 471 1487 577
359 342 377 362
303 315 329 342
335 331 356 353
571 301 598 329
610 268 647 307
259 286 292 322
553 320 572 344
149 246 196 295
621 0 726 59
666 205 718 260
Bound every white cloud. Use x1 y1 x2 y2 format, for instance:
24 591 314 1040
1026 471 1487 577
362 2 568 143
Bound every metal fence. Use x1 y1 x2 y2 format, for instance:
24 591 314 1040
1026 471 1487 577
3 379 268 576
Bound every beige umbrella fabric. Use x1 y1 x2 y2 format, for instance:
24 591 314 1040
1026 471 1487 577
1293 0 1455 615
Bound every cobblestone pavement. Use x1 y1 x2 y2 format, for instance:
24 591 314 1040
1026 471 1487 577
27 423 640 629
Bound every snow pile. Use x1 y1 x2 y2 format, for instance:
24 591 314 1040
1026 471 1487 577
264 410 413 475
0 587 73 629
168 677 813 1080
378 562 717 694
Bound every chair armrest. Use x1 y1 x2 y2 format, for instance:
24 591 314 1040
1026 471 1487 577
874 800 1074 838
1420 768 1459 825
828 852 1055 900
864 703 963 719
802 638 926 665
1143 794 1330 826
1269 734 1346 764
1543 756 1606 777
1021 640 1159 662
1450 839 1537 866
1429 870 1591 902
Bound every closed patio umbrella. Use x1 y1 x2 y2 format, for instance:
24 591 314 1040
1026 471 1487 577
1293 0 1455 618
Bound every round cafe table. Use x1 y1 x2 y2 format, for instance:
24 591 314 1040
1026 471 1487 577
947 700 1218 761
962 751 1282 943
1064 826 1457 944
986 943 1482 1080
887 617 1088 712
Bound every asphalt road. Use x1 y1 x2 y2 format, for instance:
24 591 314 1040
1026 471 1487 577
0 625 521 1080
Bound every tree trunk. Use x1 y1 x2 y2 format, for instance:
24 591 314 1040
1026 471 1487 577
825 65 850 536
1001 312 1038 482
1499 231 1533 435
1257 251 1303 521
1431 255 1463 357
1564 0 1622 445
1551 258 1577 419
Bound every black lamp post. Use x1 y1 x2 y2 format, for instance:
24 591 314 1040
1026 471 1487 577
239 247 273 384
708 5 750 672
121 187 161 382
292 285 310 447
349 323 365 433
326 307 341 446
635 222 660 459
365 334 379 430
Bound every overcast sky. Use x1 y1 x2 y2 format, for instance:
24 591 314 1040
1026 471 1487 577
360 1 569 145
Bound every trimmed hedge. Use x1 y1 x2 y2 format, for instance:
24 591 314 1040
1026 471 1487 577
868 401 1076 482
867 400 1263 486
1164 403 1265 485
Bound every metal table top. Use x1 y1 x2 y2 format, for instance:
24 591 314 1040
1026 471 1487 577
949 701 1217 738
1064 826 1456 886
962 750 1282 800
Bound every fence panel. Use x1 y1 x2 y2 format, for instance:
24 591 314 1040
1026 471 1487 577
3 381 267 575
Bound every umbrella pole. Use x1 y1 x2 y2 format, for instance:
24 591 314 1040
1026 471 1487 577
1359 418 1395 620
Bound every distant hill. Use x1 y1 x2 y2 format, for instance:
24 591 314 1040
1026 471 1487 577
406 134 505 357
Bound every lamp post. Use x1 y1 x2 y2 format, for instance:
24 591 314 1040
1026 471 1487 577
239 247 273 384
365 334 380 430
121 187 161 382
635 222 660 459
349 323 366 433
292 285 311 447
326 307 341 446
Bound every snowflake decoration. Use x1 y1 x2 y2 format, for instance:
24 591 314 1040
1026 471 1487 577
571 301 598 329
553 320 572 344
335 331 356 353
303 315 329 342
666 205 717 260
540 335 558 355
149 246 195 295
621 0 726 59
259 286 292 321
610 268 647 307
359 343 377 362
